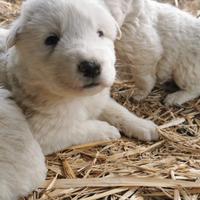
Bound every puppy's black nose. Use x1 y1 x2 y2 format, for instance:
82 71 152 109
78 61 101 78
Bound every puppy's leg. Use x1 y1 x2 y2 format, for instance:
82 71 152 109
0 89 46 200
133 72 157 101
40 120 121 155
122 26 162 101
164 90 200 106
164 60 200 105
100 98 159 141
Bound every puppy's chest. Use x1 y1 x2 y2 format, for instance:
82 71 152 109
115 31 135 64
115 25 140 79
28 94 108 136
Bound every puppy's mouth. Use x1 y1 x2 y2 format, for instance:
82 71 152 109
83 82 100 88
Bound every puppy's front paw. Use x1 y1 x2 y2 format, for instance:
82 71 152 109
99 122 121 141
137 120 159 141
128 119 159 141
133 88 149 101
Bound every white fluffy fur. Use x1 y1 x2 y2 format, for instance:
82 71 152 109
1 0 158 156
0 0 160 198
106 0 200 105
0 88 46 200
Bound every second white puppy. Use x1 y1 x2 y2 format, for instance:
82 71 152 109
0 88 46 200
2 0 158 156
106 0 200 105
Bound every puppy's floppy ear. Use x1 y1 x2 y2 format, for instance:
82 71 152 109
6 19 24 49
6 0 29 49
103 0 132 26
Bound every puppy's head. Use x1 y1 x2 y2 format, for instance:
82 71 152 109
7 0 118 97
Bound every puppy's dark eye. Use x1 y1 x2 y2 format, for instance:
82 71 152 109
97 30 104 38
45 34 60 46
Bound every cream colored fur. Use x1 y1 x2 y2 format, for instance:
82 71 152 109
0 88 46 200
106 0 200 105
3 0 158 155
0 0 160 198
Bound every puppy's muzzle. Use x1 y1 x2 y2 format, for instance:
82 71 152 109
78 60 101 78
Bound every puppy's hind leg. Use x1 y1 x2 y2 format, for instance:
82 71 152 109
164 90 200 106
0 89 46 200
164 64 200 105
100 98 159 141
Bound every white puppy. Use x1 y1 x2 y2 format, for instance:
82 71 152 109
0 0 159 156
106 0 200 105
0 88 46 200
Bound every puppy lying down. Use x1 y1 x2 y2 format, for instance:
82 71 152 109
108 0 200 105
1 0 158 155
0 0 160 199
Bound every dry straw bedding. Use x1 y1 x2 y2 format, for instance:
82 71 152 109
0 0 200 199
